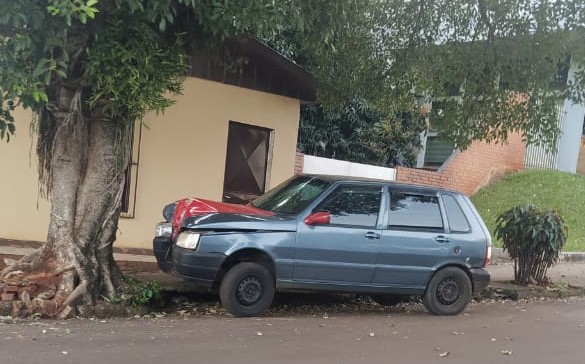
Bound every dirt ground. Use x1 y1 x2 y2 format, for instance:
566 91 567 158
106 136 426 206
1 296 585 364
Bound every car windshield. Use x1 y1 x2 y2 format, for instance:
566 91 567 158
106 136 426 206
252 176 330 214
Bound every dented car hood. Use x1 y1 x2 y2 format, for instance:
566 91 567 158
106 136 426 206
171 198 294 235
181 212 297 232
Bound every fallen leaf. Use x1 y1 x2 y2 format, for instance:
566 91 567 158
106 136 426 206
501 350 513 356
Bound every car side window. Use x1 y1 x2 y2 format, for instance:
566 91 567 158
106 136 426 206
314 185 382 228
388 192 443 231
442 194 471 233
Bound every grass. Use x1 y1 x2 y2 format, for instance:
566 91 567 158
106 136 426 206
471 170 585 252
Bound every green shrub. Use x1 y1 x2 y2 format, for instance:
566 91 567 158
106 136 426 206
121 277 161 307
495 205 567 285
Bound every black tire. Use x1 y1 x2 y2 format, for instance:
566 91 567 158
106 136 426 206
370 294 408 307
423 267 472 315
219 262 275 317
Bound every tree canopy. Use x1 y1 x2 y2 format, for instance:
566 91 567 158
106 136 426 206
291 0 585 165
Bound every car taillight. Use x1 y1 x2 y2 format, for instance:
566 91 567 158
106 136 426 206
483 245 492 267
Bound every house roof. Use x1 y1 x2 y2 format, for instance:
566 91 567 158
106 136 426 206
190 38 316 103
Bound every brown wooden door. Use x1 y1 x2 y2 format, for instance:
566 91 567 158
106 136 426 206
223 121 272 204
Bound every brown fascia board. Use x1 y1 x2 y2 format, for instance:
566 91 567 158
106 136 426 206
226 38 317 102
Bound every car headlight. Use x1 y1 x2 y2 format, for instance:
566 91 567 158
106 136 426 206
176 232 201 250
155 222 172 238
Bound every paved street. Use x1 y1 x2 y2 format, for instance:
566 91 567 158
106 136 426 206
1 297 584 364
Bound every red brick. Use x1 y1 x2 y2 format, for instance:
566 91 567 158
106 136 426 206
1 293 16 301
4 285 19 293
396 132 525 195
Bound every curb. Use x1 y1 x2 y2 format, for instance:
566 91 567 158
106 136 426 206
491 247 585 263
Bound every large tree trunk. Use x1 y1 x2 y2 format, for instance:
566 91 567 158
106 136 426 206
1 84 131 317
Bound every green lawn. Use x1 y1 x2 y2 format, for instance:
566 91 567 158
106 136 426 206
471 170 585 252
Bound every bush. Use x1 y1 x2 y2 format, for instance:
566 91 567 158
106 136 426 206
495 205 567 285
120 277 161 307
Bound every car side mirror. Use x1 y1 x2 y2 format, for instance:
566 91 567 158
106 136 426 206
304 211 331 225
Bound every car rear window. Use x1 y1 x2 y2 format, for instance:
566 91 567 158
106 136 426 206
388 192 443 230
314 185 382 228
442 194 471 233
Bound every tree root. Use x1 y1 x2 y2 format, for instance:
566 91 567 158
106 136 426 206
0 247 123 318
59 281 87 313
0 246 84 318
1 249 43 276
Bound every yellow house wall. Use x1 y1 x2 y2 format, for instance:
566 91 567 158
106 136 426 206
0 77 300 249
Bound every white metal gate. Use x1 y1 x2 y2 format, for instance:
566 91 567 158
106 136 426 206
524 104 563 170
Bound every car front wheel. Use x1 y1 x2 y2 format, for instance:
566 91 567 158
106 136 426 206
423 267 472 315
219 262 275 317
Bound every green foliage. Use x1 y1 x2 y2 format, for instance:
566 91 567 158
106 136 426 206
495 205 567 285
0 0 584 153
275 0 585 162
0 0 357 142
374 0 585 150
121 277 161 307
472 170 585 251
298 100 425 167
83 10 189 120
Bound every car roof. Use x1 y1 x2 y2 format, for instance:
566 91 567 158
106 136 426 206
300 174 462 195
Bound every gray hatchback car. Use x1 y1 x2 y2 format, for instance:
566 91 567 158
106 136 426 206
153 175 491 317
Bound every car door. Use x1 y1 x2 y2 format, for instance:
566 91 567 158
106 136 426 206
374 189 449 291
441 193 487 268
293 183 384 287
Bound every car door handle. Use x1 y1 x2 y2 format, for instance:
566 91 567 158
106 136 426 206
364 232 380 239
434 235 450 243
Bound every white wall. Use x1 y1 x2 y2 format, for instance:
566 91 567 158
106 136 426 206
557 58 585 173
303 155 396 181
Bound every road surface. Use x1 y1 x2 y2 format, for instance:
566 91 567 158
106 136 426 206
1 297 584 364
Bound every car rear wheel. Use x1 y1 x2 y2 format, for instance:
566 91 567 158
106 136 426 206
370 294 408 307
219 262 275 317
423 267 472 315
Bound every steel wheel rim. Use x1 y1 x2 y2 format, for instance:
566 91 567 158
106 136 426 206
436 278 460 305
236 276 263 306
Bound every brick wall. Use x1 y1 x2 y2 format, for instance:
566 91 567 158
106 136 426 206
396 133 525 196
294 150 304 175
